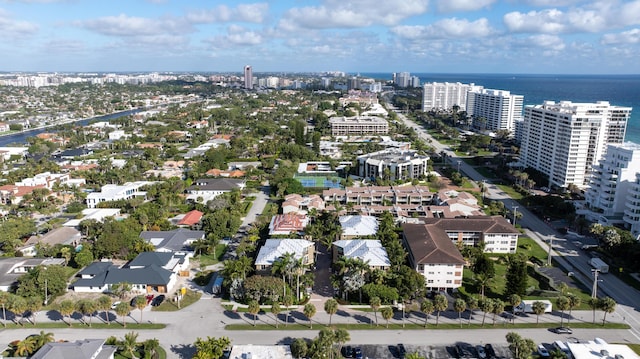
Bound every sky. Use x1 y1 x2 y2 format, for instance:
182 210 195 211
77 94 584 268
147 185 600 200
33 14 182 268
2 0 640 74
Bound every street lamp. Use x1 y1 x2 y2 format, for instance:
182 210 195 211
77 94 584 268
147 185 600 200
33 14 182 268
591 269 602 298
512 206 519 227
457 160 461 173
547 237 553 266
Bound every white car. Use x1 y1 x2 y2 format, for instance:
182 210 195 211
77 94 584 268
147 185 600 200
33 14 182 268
538 344 550 357
111 301 121 310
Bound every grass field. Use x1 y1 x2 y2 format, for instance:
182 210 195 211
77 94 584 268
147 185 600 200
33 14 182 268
195 244 227 267
496 184 524 200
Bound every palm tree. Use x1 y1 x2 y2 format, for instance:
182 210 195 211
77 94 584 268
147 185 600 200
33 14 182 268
334 328 350 355
466 296 478 325
33 330 54 351
112 282 133 300
454 299 466 328
491 299 504 326
566 294 581 326
292 257 307 300
508 294 521 321
120 331 139 359
556 296 570 327
58 300 75 326
600 297 616 326
532 301 547 325
474 272 492 298
282 296 293 327
479 298 492 327
369 296 381 327
96 295 112 325
247 300 260 327
14 337 36 357
0 291 10 327
143 338 160 359
324 298 338 326
433 294 448 326
381 306 394 328
76 299 97 327
303 303 316 329
272 253 294 299
271 302 281 328
9 296 27 325
115 301 130 327
420 299 434 328
26 296 42 325
135 295 146 323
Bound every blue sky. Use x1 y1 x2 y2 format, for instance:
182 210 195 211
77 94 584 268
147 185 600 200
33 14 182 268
2 0 640 74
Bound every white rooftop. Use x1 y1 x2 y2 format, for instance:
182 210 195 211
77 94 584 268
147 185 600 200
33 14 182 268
567 339 639 359
339 215 379 237
229 345 293 359
255 239 314 266
333 239 390 267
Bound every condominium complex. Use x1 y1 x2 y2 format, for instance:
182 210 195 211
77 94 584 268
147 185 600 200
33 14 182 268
243 65 253 89
422 82 483 112
467 89 523 132
585 142 640 239
356 149 429 181
519 101 631 189
329 116 388 136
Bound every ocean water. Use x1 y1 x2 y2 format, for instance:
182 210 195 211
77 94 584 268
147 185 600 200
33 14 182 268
362 73 640 144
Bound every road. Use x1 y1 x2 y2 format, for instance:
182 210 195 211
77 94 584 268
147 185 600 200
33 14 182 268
389 103 640 343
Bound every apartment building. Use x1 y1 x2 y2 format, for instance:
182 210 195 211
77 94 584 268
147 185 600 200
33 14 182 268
323 185 434 206
329 116 388 136
356 149 429 181
625 172 640 240
422 82 483 112
467 88 523 132
519 101 631 189
585 143 640 239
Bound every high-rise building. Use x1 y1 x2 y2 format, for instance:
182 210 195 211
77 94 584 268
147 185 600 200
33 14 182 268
422 82 483 112
585 143 640 236
395 72 410 87
467 89 523 132
519 101 631 189
243 65 253 89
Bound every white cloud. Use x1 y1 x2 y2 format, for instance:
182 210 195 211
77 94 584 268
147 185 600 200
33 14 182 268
278 0 428 30
602 28 640 44
77 14 191 37
0 8 37 38
185 3 268 24
516 0 585 6
392 18 494 40
436 0 496 13
206 25 263 48
503 9 567 34
528 34 566 51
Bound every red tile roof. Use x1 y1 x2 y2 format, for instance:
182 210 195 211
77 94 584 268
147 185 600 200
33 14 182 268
178 210 203 226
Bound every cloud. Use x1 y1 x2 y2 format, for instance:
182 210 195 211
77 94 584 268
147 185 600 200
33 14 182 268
516 0 585 5
392 18 494 40
503 9 567 33
206 25 263 48
278 0 428 30
41 39 86 53
77 14 192 37
185 3 268 24
0 8 38 39
435 0 496 13
602 28 640 44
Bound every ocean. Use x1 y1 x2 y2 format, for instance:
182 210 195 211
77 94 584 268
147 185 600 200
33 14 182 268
361 73 640 144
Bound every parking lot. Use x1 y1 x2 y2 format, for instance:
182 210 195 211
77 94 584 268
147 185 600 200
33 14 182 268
344 343 514 359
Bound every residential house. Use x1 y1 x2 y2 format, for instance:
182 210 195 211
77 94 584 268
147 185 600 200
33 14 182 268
402 223 466 291
72 252 181 294
205 168 246 178
86 181 154 208
0 258 66 291
0 122 9 132
174 210 204 228
140 228 205 253
20 227 81 256
228 345 293 359
282 194 325 215
0 184 46 205
254 239 315 273
332 239 390 270
63 208 122 228
186 178 245 203
338 215 379 239
268 213 310 236
144 160 185 179
434 190 484 217
419 216 519 253
30 339 117 359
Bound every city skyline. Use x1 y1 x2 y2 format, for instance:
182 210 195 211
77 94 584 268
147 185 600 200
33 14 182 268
2 0 640 74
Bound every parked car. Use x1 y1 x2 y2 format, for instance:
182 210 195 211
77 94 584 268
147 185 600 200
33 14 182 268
353 347 363 359
111 301 121 310
342 346 353 358
397 344 406 358
151 294 166 307
538 344 550 357
146 294 154 304
484 344 496 358
552 327 573 334
476 345 487 359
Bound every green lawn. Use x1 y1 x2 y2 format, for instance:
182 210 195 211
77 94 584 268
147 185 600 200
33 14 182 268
496 184 524 200
518 237 549 263
151 290 201 312
0 322 165 329
196 244 227 267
